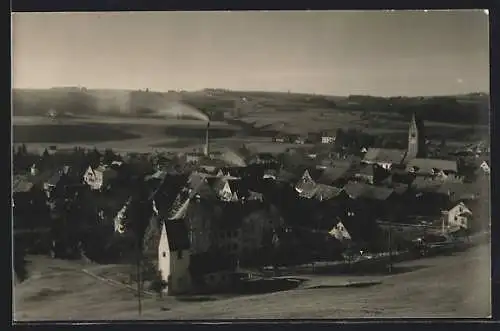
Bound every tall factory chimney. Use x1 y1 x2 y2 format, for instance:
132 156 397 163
204 121 210 157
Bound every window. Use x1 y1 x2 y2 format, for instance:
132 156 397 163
162 251 166 258
454 216 458 221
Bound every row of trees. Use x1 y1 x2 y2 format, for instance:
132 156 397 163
337 95 489 125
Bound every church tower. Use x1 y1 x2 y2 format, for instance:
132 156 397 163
406 112 426 160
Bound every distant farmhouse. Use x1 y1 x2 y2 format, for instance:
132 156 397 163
321 130 336 144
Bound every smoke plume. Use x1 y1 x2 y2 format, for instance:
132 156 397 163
220 148 248 167
158 101 209 122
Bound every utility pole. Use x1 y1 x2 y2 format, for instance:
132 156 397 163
388 222 393 274
136 236 142 316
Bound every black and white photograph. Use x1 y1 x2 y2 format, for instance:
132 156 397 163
12 10 491 320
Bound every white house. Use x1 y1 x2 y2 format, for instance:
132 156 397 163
213 178 247 202
30 163 39 176
158 220 193 295
362 148 407 170
479 161 490 175
321 131 336 144
83 165 118 190
442 202 473 231
329 220 352 242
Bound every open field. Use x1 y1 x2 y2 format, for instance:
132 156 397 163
13 243 490 321
12 102 487 156
13 115 241 154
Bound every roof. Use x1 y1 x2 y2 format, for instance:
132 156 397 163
334 216 380 243
199 158 229 170
302 168 323 182
145 170 167 181
343 182 394 201
227 179 250 199
316 164 352 185
13 176 34 193
356 164 375 177
46 170 64 186
248 190 264 201
437 182 481 202
211 177 229 194
187 172 217 200
312 184 343 201
95 164 116 173
169 196 192 220
217 166 244 178
163 220 190 251
406 158 458 174
411 177 444 192
363 148 407 165
152 173 190 215
296 179 317 197
276 169 297 183
392 183 410 195
263 169 278 177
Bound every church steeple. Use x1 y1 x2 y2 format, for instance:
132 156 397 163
406 112 426 160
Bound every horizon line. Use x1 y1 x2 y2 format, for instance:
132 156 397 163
11 87 490 99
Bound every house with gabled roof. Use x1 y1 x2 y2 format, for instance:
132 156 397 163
406 158 458 178
295 165 351 192
479 160 490 175
320 130 336 144
342 182 397 221
343 182 395 202
436 181 481 204
328 216 384 251
13 175 37 209
362 148 407 170
211 177 250 202
441 202 473 232
158 219 193 295
83 164 118 191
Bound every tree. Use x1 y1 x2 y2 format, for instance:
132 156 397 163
14 238 28 282
103 148 116 164
335 128 345 147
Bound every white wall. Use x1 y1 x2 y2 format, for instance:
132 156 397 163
447 203 472 229
158 222 193 295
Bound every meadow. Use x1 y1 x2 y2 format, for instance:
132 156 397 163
11 89 489 154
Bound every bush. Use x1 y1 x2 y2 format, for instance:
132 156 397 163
148 270 167 294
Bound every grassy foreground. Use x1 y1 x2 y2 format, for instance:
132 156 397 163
13 243 490 321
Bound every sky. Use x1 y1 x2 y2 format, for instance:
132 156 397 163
12 10 490 97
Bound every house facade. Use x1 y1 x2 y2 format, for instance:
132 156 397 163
328 220 352 242
83 165 118 190
443 202 473 231
362 148 407 170
353 164 375 184
479 161 490 175
321 131 336 144
158 221 193 295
